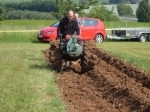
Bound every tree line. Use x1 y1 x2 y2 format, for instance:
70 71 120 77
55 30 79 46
102 0 137 5
5 10 55 20
0 0 150 22
0 0 57 12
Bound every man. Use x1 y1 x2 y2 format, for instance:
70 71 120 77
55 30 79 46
57 10 80 40
74 13 83 28
74 13 83 35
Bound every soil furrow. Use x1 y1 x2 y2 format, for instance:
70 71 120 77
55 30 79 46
92 48 150 89
55 71 119 112
43 40 150 112
86 60 150 112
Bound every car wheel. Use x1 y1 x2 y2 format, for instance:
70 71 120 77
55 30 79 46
139 34 146 42
95 34 103 43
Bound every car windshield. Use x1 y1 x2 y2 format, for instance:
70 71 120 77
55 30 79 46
50 21 60 27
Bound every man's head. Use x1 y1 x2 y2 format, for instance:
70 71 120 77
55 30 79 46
74 13 78 20
68 10 74 22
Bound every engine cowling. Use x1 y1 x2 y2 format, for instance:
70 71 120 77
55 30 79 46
66 36 82 57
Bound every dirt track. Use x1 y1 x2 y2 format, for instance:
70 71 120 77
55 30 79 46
43 40 150 112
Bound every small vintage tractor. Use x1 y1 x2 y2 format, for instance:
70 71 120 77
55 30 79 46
58 34 93 73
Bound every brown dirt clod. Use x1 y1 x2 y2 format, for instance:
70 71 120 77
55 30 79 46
43 40 150 112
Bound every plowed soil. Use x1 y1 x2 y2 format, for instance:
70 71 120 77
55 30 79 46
43 40 150 112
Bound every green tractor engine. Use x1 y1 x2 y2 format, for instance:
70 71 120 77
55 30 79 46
66 36 82 57
59 34 82 58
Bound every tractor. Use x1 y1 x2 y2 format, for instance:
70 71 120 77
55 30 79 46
58 34 92 73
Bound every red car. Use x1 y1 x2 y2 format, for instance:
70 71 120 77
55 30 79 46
37 17 106 43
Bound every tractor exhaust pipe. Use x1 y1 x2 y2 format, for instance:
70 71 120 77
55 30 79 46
59 34 63 43
59 34 64 50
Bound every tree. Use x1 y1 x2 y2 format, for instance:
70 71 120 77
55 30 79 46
5 3 18 10
117 3 133 16
53 0 98 20
0 7 5 21
136 0 150 22
87 6 119 21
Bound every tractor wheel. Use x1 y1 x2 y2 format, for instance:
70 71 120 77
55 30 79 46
139 34 147 42
81 42 90 73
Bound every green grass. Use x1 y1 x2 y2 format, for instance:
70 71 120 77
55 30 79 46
97 40 150 73
0 43 66 112
0 20 150 31
103 21 150 28
0 32 38 43
0 20 58 30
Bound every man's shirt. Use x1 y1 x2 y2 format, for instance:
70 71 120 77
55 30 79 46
57 17 80 38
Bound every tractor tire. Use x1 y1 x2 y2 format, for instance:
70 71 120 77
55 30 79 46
81 42 90 73
139 34 147 42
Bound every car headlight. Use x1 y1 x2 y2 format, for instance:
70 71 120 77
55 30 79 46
46 31 53 34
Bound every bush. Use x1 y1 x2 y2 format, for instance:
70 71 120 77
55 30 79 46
87 6 119 21
117 3 133 16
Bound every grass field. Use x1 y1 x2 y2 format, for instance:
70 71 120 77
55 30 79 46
0 20 58 30
0 43 66 112
97 40 150 73
0 20 150 111
0 20 150 31
0 32 38 43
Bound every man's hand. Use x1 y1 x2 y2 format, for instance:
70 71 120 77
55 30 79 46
65 34 72 41
77 35 82 41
